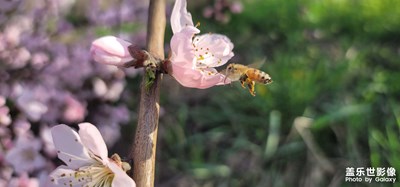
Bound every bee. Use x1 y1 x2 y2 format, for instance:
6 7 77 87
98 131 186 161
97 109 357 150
222 60 272 96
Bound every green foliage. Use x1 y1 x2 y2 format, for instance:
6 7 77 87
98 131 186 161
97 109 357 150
305 0 400 40
155 0 400 186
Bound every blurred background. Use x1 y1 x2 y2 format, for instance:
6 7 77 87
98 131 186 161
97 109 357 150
1 0 400 186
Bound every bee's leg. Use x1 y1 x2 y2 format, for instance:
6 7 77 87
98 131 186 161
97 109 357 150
246 79 256 96
239 75 248 88
240 80 246 88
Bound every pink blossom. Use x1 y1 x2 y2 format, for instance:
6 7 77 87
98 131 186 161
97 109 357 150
5 134 46 174
93 78 126 101
7 173 39 187
10 47 31 69
13 84 48 122
230 1 243 14
0 96 11 126
12 117 31 136
0 127 12 150
62 95 86 123
203 6 214 18
4 15 33 46
31 52 49 69
169 0 234 89
90 36 134 67
49 123 135 187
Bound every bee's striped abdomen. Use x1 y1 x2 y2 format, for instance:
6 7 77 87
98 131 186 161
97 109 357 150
246 68 272 84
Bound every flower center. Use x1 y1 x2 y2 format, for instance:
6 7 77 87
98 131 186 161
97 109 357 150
189 23 224 76
191 40 221 76
50 161 115 187
75 163 114 187
22 148 37 162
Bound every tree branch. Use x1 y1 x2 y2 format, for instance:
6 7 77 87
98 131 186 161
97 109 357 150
130 0 165 186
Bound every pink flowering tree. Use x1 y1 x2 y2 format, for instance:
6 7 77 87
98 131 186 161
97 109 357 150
0 0 239 186
90 0 235 186
0 0 143 186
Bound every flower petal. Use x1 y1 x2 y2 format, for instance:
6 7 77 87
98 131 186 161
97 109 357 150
171 64 230 89
51 125 94 169
171 0 194 34
170 26 200 68
108 162 136 187
90 36 133 66
78 122 108 163
48 165 86 187
193 33 234 68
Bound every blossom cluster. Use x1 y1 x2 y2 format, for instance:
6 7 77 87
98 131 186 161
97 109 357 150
92 0 235 89
0 0 240 185
0 0 147 186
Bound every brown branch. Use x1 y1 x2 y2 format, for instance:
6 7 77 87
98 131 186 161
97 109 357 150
130 0 165 186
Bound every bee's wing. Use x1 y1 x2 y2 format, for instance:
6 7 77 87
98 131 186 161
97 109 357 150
220 68 241 82
226 73 242 81
248 57 267 69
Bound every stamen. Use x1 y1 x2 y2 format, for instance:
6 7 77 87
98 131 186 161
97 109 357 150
195 22 201 28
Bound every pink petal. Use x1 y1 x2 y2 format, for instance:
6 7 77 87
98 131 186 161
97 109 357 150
0 96 5 106
5 135 46 174
90 36 133 66
108 162 136 187
170 26 200 68
171 0 194 34
9 173 39 187
230 2 243 14
48 165 86 187
63 95 86 123
0 106 11 126
51 125 94 169
193 33 234 68
171 64 230 89
78 123 108 163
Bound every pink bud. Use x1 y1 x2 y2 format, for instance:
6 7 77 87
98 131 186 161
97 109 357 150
90 36 133 66
230 2 243 14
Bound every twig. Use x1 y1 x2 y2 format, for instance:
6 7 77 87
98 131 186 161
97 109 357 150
130 0 165 186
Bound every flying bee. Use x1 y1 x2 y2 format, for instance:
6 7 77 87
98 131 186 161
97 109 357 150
222 60 272 96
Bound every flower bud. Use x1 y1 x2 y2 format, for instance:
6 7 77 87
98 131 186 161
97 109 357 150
90 36 133 66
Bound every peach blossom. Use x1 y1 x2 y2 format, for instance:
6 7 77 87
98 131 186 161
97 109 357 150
90 36 133 67
169 0 234 89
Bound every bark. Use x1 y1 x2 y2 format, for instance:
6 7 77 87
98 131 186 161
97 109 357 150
130 0 165 186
